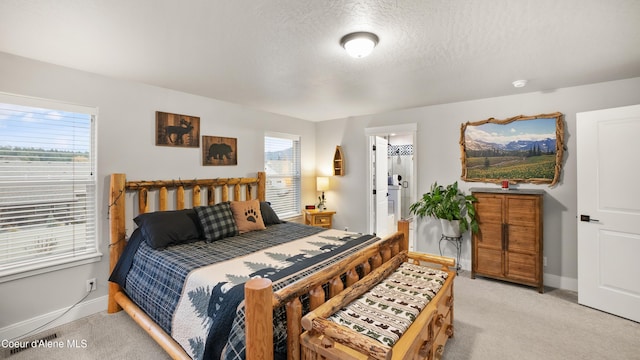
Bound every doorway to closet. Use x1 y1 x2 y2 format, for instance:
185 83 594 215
365 123 417 251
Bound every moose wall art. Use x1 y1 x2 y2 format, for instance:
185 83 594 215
155 111 200 147
202 135 237 166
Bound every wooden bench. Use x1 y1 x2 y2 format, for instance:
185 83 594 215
300 251 456 360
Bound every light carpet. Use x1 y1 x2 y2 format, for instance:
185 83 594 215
445 272 640 360
3 272 639 360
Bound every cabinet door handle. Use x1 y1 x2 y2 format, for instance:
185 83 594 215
504 224 509 251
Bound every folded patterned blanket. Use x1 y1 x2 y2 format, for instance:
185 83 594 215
328 262 449 347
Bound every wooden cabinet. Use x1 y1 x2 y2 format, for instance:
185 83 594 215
333 146 344 176
304 209 336 229
470 188 544 292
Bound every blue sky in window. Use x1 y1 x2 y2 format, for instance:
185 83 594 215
0 102 91 152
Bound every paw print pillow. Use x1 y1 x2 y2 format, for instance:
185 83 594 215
229 199 266 233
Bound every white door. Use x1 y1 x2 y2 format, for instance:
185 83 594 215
374 136 389 237
577 104 640 322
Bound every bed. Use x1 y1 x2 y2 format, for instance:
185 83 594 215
107 171 448 360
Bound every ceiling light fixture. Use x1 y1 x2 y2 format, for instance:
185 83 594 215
340 32 379 58
512 79 528 88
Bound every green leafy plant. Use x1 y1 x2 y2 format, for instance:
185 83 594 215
409 181 479 234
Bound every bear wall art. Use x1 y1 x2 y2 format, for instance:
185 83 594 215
202 135 237 166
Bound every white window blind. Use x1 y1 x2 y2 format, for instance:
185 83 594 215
264 133 301 219
0 93 99 279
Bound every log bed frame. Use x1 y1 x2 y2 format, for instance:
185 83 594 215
108 172 455 360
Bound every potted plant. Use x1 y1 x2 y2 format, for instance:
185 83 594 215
409 181 479 237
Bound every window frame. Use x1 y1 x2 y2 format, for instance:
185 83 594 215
264 132 301 219
0 92 101 282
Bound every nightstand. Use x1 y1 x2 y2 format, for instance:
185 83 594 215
303 209 336 229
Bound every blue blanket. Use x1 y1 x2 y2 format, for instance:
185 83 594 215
110 222 379 360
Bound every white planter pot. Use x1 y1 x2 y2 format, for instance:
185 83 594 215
440 219 461 237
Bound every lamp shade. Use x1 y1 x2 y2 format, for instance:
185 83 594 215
316 177 329 192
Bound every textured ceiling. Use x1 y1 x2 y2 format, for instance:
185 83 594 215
0 0 639 121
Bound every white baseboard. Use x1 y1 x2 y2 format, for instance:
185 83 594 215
0 295 107 341
457 260 578 292
544 273 578 292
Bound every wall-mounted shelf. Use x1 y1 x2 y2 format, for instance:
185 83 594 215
333 146 344 176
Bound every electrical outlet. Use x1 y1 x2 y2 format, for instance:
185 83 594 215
344 227 349 231
86 278 97 292
543 257 547 267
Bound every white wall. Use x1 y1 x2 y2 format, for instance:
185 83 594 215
0 52 316 338
316 77 640 290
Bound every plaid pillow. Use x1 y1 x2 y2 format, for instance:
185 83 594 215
194 202 239 242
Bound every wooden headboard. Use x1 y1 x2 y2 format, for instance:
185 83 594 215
108 171 266 313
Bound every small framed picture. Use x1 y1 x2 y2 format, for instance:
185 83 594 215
202 136 237 166
155 111 200 147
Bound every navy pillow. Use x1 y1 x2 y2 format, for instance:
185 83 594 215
134 209 202 250
194 202 239 242
260 201 284 225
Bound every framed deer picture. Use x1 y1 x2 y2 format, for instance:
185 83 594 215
155 111 200 147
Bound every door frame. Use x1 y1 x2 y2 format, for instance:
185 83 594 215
365 123 418 238
373 135 389 237
576 104 640 322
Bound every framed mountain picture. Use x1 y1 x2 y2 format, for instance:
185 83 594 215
460 112 565 186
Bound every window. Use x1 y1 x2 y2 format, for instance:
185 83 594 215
0 93 99 280
264 133 301 219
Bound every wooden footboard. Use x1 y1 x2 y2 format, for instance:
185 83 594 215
108 172 418 360
298 252 456 360
245 221 411 360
